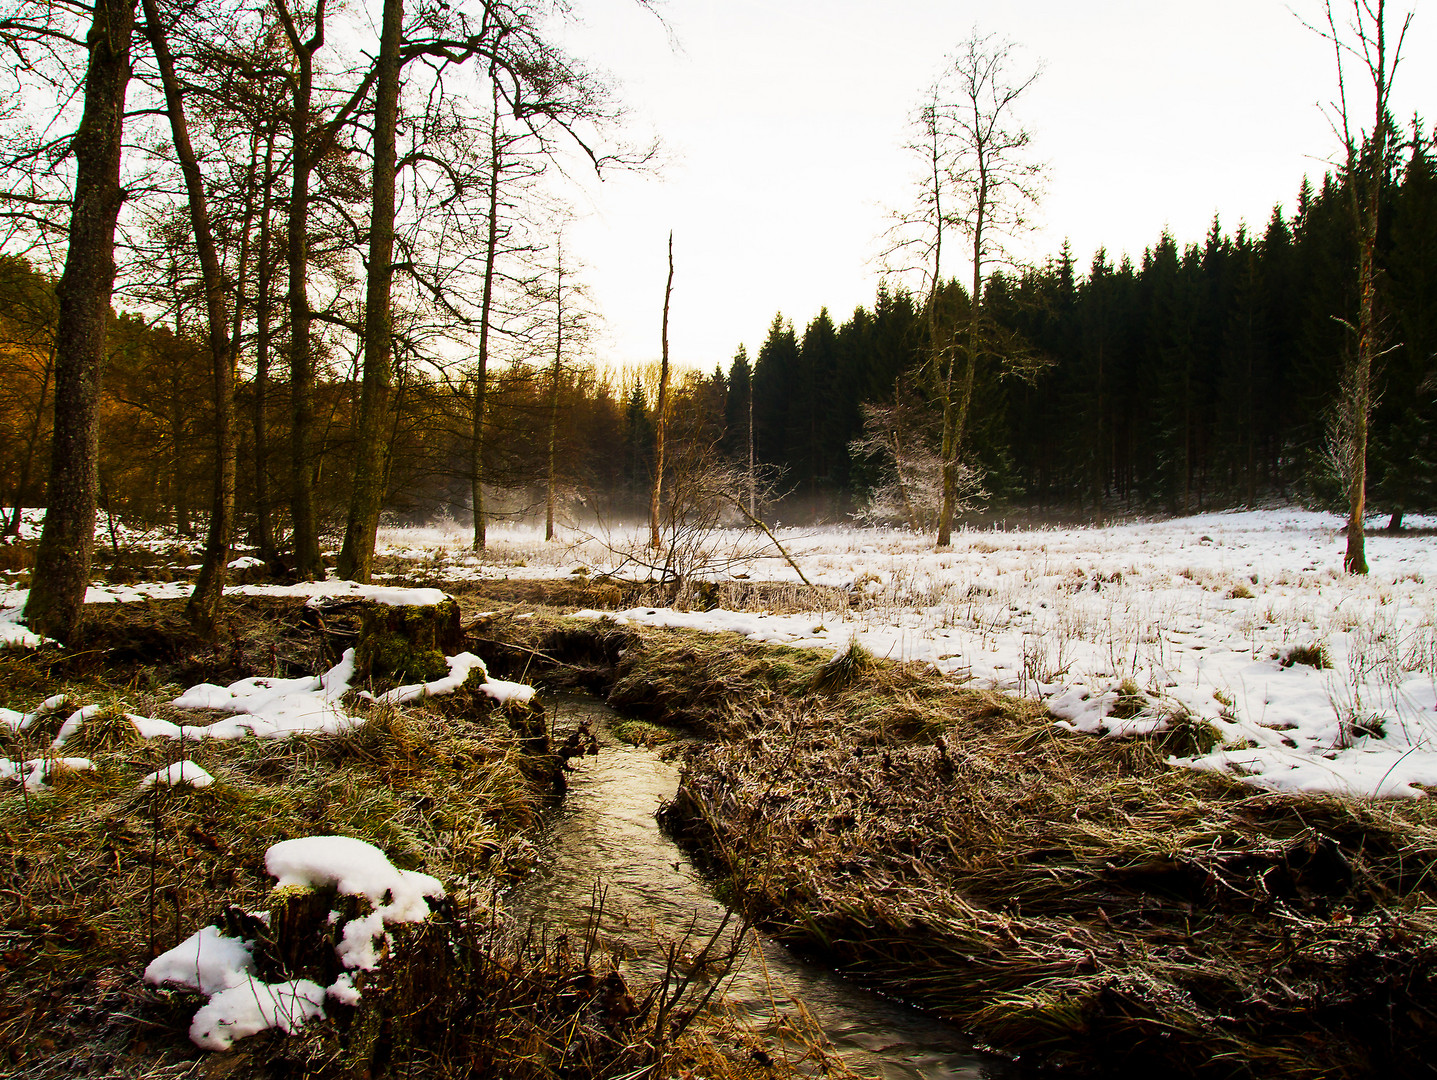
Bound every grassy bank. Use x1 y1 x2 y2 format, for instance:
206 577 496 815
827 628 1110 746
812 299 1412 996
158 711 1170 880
479 611 1437 1078
0 597 794 1080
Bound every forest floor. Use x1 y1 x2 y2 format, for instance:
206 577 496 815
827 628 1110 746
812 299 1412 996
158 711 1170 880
0 509 1435 1077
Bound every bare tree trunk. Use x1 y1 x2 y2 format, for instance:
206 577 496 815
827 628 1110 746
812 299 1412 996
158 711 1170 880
1345 225 1375 574
253 127 278 566
274 0 379 579
1319 0 1411 575
338 0 402 583
937 175 984 548
649 231 673 550
471 86 502 552
142 0 241 635
747 359 755 520
25 0 136 643
276 0 324 580
545 243 564 542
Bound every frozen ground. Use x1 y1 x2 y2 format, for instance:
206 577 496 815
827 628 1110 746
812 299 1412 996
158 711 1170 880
2 508 1435 798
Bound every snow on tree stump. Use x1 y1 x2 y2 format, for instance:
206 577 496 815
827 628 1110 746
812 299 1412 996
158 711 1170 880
209 877 463 1074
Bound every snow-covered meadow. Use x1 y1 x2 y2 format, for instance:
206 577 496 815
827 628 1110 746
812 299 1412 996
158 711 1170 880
372 508 1437 800
2 507 1434 799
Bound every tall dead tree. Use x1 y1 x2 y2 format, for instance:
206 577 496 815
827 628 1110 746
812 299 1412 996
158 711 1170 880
545 235 566 542
649 230 673 550
471 84 506 553
24 0 138 643
469 85 545 552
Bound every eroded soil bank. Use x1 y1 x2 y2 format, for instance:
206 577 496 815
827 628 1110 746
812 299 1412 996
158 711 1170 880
478 609 1437 1079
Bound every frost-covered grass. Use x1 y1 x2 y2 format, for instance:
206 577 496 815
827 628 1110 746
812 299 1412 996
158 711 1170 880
367 509 1437 799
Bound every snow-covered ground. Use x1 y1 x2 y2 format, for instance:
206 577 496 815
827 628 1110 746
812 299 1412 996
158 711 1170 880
3 508 1435 798
369 509 1437 800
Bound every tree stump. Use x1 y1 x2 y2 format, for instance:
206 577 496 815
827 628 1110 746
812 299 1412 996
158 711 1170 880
353 598 463 686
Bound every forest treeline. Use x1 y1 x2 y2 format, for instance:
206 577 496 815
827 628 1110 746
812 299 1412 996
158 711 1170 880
0 251 726 536
739 138 1436 527
6 142 1433 540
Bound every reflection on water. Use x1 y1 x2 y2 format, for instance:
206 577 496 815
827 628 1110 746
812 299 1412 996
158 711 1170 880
504 696 1009 1080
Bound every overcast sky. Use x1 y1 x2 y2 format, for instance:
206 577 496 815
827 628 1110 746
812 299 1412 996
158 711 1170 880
546 0 1435 375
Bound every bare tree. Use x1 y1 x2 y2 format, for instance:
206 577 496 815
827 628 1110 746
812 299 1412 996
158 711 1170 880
140 0 243 634
649 229 673 550
538 229 592 540
22 0 138 643
887 30 1042 548
1306 0 1413 575
339 2 651 571
469 83 547 551
849 374 986 531
336 0 402 583
273 0 379 580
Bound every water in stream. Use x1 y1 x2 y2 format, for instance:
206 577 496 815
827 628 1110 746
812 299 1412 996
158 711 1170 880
505 696 1010 1080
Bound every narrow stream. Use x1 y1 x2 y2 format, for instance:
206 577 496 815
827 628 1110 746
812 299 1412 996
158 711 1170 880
505 696 1010 1080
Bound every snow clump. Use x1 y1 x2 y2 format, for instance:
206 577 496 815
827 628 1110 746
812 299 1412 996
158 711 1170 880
145 836 445 1050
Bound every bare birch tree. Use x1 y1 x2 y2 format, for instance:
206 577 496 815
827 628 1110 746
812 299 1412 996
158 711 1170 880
886 30 1041 548
1306 0 1413 575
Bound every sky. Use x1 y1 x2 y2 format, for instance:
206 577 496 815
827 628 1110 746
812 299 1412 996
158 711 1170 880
543 0 1437 375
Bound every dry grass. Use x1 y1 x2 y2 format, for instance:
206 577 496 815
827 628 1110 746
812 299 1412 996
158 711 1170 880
0 599 802 1080
483 614 1437 1079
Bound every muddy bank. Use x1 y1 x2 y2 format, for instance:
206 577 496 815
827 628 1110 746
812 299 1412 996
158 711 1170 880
480 613 1437 1079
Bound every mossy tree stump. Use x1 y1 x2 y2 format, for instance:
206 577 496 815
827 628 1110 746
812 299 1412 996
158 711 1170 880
353 599 463 687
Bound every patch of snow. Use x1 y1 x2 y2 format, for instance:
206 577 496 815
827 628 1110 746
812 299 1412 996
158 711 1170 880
265 835 444 960
0 756 94 791
366 652 483 706
145 925 255 995
231 580 449 608
560 509 1437 800
327 971 361 1006
173 650 361 740
50 704 105 747
2 693 68 733
140 761 215 789
188 976 328 1051
361 651 535 708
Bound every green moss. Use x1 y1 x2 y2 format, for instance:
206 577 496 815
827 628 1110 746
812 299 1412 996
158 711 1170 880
611 718 679 747
355 600 461 686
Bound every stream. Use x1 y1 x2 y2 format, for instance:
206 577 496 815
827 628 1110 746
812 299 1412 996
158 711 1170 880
505 696 1010 1080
